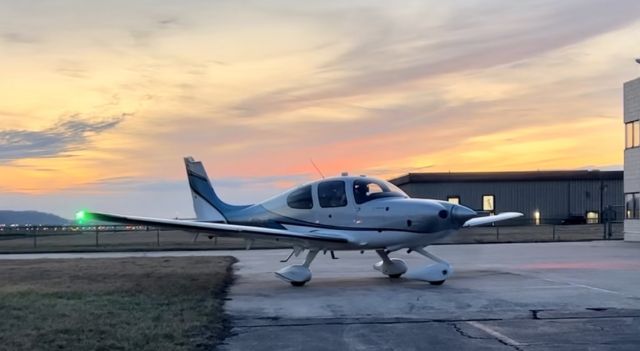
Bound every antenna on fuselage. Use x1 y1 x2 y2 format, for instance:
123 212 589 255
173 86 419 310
310 158 325 179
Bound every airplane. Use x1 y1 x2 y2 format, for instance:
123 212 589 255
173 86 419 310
77 157 523 286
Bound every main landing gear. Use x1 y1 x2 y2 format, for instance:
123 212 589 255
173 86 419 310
373 250 408 278
276 247 453 287
275 249 319 286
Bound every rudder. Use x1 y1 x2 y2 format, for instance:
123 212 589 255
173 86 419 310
184 156 248 222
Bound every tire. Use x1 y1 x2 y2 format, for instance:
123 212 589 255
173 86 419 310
291 281 307 287
388 274 403 278
429 280 445 286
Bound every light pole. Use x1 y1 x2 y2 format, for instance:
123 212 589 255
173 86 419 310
600 180 608 238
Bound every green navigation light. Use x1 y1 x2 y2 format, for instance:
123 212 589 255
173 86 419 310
75 210 87 222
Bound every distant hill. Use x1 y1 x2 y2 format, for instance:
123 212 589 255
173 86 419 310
0 211 71 225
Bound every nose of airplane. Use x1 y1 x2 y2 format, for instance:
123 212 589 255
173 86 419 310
451 205 477 226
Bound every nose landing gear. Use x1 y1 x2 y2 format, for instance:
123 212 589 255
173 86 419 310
411 247 453 285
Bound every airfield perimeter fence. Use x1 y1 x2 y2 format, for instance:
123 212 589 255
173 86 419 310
0 225 285 252
0 220 625 253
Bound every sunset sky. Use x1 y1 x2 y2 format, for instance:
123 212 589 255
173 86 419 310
1 0 640 218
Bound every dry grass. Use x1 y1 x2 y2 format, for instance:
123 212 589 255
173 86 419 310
0 256 236 351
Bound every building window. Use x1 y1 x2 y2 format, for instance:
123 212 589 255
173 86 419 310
287 185 313 209
447 196 460 205
533 210 541 225
625 120 640 149
318 180 347 208
482 195 495 214
586 211 599 224
626 193 640 219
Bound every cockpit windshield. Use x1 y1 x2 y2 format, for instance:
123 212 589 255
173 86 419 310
353 178 407 204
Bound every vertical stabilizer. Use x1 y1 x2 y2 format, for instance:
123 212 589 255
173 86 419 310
184 157 247 222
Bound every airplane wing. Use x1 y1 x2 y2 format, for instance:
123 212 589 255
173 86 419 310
462 212 523 227
84 211 352 245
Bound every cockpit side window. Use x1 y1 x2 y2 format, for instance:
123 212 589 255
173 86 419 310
353 179 406 204
287 185 313 209
318 180 347 208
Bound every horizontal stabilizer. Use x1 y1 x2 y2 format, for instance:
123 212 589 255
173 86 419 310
463 212 523 227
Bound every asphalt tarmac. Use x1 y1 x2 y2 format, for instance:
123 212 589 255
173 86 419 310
3 241 640 350
222 241 640 351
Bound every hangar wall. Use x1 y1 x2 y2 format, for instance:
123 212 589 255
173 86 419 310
390 171 623 225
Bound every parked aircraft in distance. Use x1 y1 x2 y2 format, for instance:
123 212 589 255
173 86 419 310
78 157 522 286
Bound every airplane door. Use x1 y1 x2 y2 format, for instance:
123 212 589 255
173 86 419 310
315 179 356 227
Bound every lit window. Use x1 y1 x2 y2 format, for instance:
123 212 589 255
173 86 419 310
533 210 541 225
625 120 640 149
482 195 495 214
586 211 599 224
627 122 634 149
447 196 460 205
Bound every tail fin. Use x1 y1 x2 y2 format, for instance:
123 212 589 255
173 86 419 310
184 157 248 222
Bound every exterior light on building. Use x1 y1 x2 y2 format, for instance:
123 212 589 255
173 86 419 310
533 210 541 225
586 211 599 224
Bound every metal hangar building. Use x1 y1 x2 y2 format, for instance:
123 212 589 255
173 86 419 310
390 171 623 225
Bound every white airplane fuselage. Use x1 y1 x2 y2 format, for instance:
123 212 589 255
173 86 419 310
188 170 477 251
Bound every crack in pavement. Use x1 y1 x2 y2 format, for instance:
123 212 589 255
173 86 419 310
466 321 525 351
449 322 491 340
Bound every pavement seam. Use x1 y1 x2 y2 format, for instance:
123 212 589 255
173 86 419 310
231 312 640 328
232 317 504 328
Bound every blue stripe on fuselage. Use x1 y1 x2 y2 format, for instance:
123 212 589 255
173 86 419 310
225 206 427 234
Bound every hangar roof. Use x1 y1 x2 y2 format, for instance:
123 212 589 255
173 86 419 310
389 170 623 186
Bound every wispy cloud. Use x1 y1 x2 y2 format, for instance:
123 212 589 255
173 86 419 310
1 32 40 44
71 173 312 194
234 0 640 120
0 115 127 162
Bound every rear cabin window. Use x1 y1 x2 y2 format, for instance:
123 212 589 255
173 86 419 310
287 185 313 209
318 180 347 208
